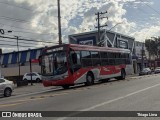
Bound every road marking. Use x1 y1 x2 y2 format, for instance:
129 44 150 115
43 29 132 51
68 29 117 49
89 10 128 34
82 82 160 111
0 87 62 101
0 98 45 108
1 75 159 109
0 92 69 108
30 92 69 99
0 102 24 108
58 82 160 120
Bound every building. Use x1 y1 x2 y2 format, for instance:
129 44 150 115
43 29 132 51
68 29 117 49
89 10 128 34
69 30 135 74
69 30 135 52
133 41 149 73
0 48 43 80
0 30 136 80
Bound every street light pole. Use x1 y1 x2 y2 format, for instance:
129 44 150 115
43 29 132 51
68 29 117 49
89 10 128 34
108 22 123 31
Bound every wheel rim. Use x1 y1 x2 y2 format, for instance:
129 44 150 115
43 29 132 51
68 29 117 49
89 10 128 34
36 79 40 82
87 75 92 83
122 71 125 79
5 89 11 97
86 74 94 85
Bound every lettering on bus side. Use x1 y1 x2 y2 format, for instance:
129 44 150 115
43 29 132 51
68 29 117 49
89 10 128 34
46 47 64 53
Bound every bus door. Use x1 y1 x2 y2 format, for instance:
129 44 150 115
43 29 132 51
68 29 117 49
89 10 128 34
69 49 81 74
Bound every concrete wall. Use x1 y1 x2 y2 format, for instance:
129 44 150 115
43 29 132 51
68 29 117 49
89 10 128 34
0 48 42 77
1 64 41 77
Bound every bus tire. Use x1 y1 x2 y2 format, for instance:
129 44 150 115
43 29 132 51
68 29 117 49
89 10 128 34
85 72 94 86
62 85 70 89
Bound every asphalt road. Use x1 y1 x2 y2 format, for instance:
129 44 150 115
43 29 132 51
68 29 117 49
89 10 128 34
1 74 160 120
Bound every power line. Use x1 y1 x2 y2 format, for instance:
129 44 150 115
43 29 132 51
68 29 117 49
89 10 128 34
126 0 160 30
0 39 38 45
0 16 55 35
0 22 35 32
15 35 58 44
1 33 58 45
0 15 33 24
0 23 54 36
2 28 53 36
139 0 160 17
0 1 55 15
0 1 33 12
0 15 57 28
0 35 57 44
0 43 35 48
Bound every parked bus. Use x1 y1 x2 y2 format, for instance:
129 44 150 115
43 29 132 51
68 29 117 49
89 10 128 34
39 44 131 89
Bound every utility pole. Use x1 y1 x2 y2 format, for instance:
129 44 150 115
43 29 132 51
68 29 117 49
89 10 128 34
16 36 21 81
97 12 100 44
149 39 151 67
95 11 108 46
141 43 144 71
29 59 33 85
57 0 62 44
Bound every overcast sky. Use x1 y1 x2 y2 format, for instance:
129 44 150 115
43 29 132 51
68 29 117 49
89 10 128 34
0 0 160 53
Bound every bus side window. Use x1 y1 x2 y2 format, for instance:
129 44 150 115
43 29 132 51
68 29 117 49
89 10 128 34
72 53 77 64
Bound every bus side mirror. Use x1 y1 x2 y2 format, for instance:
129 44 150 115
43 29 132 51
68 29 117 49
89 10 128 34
72 53 77 64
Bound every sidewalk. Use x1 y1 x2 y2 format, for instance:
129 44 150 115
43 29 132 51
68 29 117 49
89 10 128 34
13 74 139 96
13 83 58 96
126 74 139 78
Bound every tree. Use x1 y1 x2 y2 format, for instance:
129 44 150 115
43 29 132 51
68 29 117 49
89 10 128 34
145 37 160 59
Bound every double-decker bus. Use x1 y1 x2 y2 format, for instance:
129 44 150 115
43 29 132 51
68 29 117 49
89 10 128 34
39 44 131 89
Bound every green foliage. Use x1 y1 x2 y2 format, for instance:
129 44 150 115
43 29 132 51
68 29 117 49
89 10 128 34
145 37 160 58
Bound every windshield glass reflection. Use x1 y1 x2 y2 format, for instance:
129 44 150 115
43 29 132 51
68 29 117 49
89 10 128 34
42 51 68 76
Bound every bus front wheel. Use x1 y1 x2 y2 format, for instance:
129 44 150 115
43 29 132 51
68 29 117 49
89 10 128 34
85 73 94 86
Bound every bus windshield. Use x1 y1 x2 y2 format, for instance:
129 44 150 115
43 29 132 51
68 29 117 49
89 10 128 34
42 51 68 76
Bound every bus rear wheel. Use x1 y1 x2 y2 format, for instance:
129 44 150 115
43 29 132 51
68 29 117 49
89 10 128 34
85 73 94 86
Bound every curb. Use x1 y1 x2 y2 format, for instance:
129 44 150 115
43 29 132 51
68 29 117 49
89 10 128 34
129 74 159 79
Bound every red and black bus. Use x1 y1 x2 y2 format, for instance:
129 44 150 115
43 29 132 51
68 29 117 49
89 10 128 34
39 44 131 89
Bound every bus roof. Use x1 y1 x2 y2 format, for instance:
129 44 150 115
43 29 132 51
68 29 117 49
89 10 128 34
69 44 130 53
42 44 130 54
